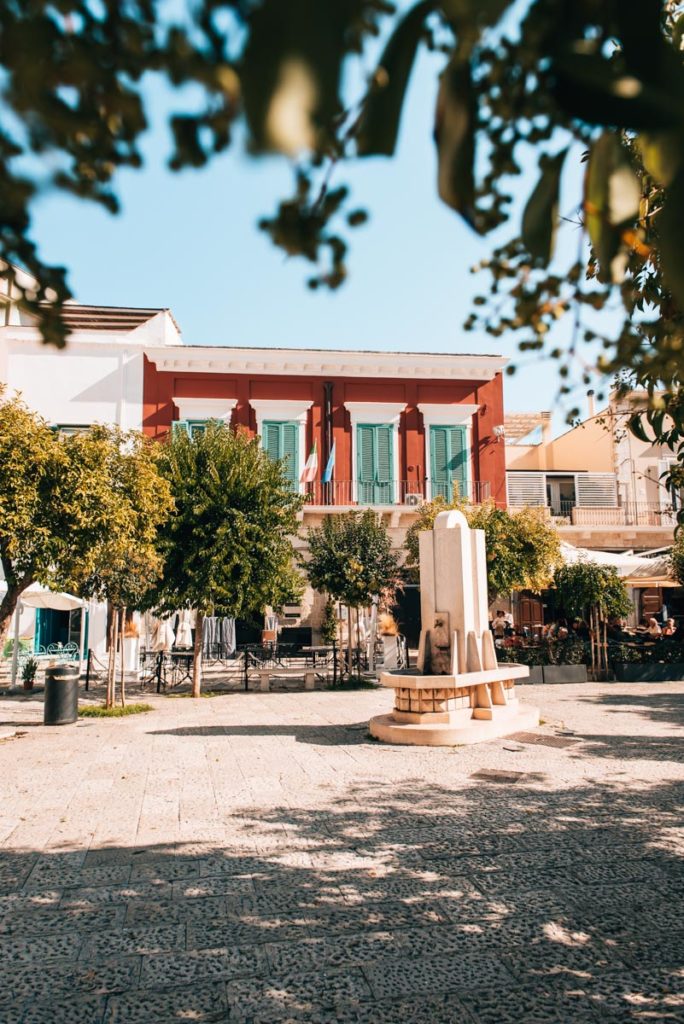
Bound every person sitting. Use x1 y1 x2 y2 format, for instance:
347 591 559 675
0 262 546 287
647 617 663 638
662 617 676 637
492 610 508 641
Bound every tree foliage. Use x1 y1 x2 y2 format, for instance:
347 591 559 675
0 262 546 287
0 390 169 645
405 496 562 599
670 532 684 587
146 422 304 694
5 0 684 485
305 509 400 609
553 562 632 622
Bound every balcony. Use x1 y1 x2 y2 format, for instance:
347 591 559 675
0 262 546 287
302 480 491 508
552 500 680 528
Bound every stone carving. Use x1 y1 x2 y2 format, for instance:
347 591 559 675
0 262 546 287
369 509 539 746
428 615 451 675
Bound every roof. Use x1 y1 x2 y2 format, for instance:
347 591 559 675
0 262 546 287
39 303 179 333
182 343 504 358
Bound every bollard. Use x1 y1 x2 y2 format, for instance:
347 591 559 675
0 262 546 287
44 663 79 725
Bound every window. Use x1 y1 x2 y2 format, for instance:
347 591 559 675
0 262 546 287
173 420 208 438
429 425 467 501
262 420 299 489
357 424 394 504
52 425 89 437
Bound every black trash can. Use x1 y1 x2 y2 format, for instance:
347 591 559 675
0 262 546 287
44 663 80 725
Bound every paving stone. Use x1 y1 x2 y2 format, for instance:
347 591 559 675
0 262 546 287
8 955 141 1001
60 879 174 909
123 894 228 927
0 905 126 935
129 859 201 882
79 924 186 959
21 994 107 1024
104 981 228 1023
140 945 268 987
265 930 400 973
457 985 602 1023
0 932 83 963
364 951 517 1000
225 966 373 1019
171 876 255 901
24 863 132 890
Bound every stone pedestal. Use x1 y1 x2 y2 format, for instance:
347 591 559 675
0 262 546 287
369 664 539 746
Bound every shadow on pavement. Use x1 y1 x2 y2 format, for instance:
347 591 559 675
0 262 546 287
0 775 683 1022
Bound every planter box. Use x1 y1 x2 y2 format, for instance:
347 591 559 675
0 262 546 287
542 665 588 684
521 665 543 684
612 662 684 683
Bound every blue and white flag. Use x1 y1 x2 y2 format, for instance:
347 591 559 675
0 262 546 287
322 441 336 483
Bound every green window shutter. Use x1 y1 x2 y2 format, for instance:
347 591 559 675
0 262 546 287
263 421 282 461
357 426 375 484
357 424 394 504
281 422 299 487
376 425 392 482
262 420 299 489
430 425 467 500
188 421 207 437
172 421 190 437
448 426 467 499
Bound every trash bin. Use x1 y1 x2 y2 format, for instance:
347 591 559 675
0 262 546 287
44 663 79 725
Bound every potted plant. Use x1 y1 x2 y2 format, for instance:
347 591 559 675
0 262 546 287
21 656 38 691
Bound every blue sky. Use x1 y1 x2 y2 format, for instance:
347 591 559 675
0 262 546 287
29 31 600 438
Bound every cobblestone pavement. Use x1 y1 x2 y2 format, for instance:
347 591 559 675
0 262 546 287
1 682 683 1023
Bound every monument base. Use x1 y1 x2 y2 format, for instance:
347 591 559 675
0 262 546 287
369 703 539 746
369 664 539 747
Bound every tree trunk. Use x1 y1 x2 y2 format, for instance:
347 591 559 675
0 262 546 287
0 581 25 649
106 608 118 709
119 607 127 708
192 611 203 698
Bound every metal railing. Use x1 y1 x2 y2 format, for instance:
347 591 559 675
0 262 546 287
303 479 491 507
549 500 679 527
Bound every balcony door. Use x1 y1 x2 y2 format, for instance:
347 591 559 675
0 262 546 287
429 425 467 501
357 424 393 504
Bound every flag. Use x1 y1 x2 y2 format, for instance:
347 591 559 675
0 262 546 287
300 441 318 483
322 441 336 483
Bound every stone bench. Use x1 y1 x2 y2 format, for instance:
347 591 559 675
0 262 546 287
257 668 316 692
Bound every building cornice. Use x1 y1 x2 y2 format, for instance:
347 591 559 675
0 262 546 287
145 346 506 381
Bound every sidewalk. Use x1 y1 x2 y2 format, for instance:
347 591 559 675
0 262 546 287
1 682 683 1022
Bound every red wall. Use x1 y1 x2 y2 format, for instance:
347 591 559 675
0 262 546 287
143 358 507 504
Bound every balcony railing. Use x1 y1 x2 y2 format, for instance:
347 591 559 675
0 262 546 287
303 480 491 507
549 500 680 527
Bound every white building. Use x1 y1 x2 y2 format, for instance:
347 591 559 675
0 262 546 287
0 272 181 665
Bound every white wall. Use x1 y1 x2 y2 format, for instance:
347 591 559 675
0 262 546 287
4 337 144 430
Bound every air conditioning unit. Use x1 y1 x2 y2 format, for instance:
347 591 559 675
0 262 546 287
405 494 423 507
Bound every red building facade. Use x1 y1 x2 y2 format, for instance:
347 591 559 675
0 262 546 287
143 345 507 507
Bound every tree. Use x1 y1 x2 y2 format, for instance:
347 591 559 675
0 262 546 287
146 421 304 697
553 562 632 679
305 509 400 674
56 428 173 708
6 2 684 485
0 390 163 649
405 496 562 601
670 533 684 587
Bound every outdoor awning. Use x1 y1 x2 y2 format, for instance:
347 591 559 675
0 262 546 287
561 543 678 588
0 583 85 611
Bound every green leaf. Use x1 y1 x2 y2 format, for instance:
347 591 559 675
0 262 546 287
240 0 350 154
521 149 567 264
627 412 651 444
636 131 682 187
584 134 641 281
658 166 684 311
357 1 435 157
434 57 476 225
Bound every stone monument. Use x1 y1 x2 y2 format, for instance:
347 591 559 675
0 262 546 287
369 509 539 745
